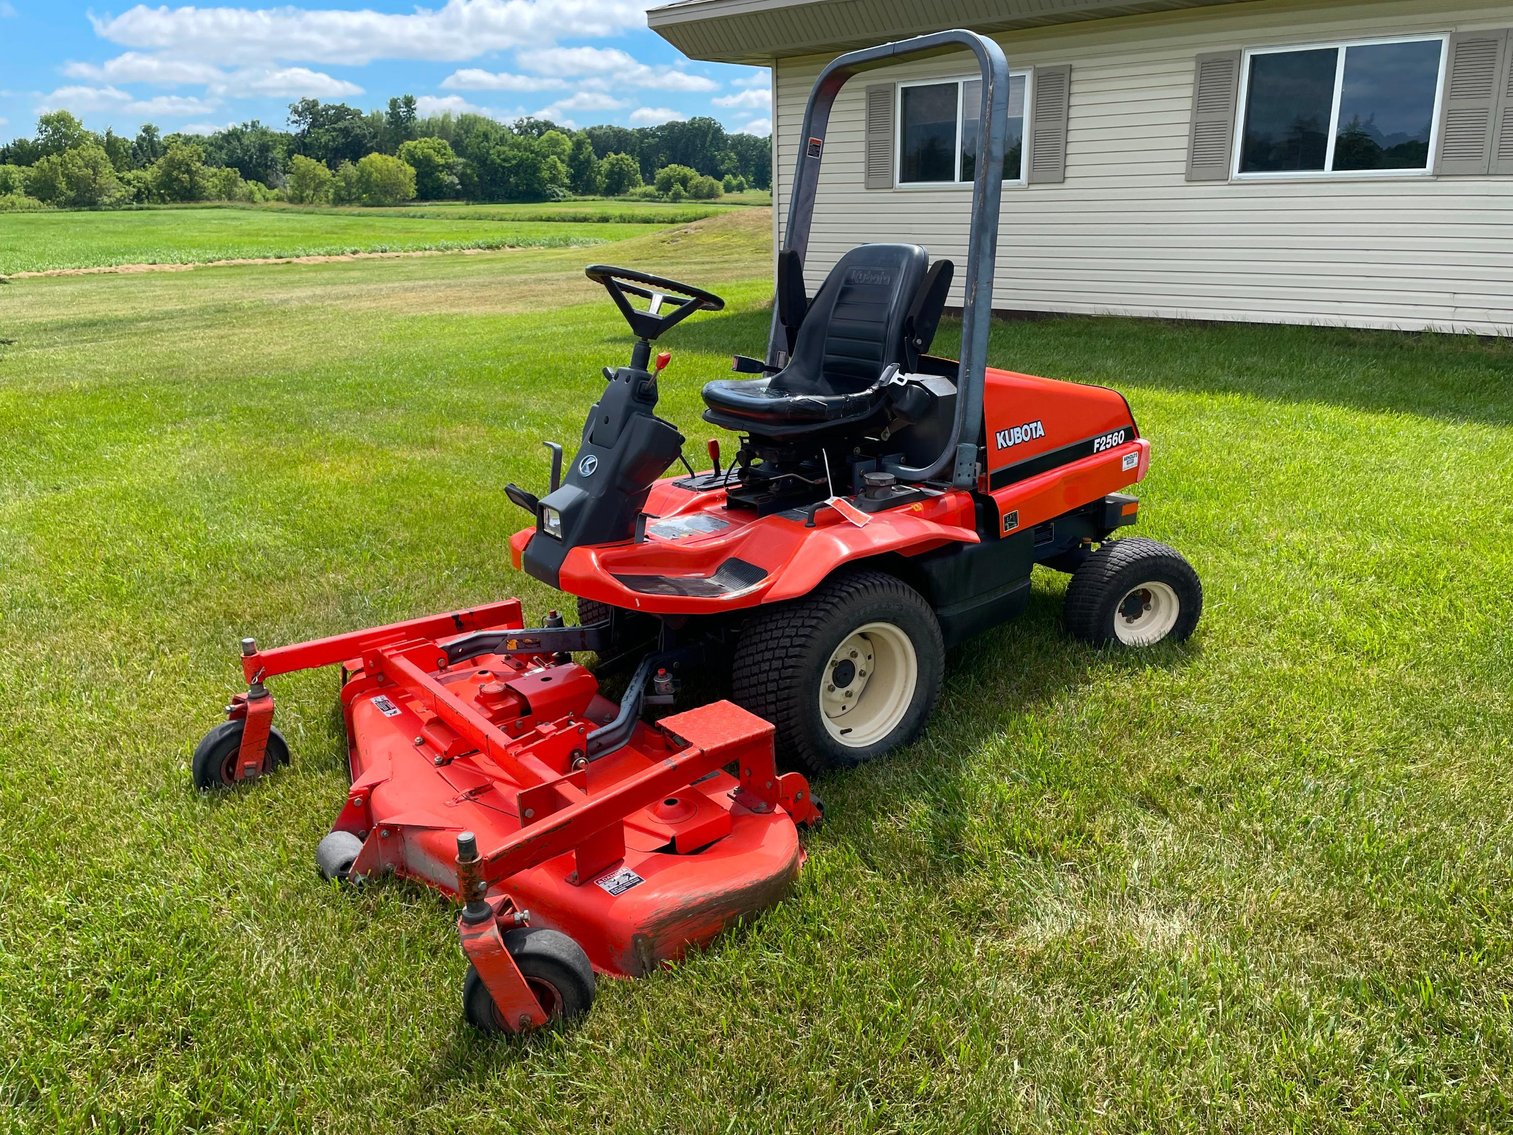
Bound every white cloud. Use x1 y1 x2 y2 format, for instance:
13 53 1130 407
735 116 772 136
36 84 220 118
94 0 659 66
413 93 508 119
235 67 362 98
712 87 769 110
735 71 769 87
523 46 717 92
177 121 233 135
539 90 623 114
442 69 565 93
64 52 224 85
628 106 683 126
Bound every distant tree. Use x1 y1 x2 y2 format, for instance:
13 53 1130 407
653 163 699 195
331 160 362 205
149 142 212 202
0 164 31 195
397 137 459 200
202 121 286 186
385 95 419 148
27 143 122 207
285 154 334 204
537 129 572 165
687 174 723 200
584 124 639 161
566 133 603 195
288 98 377 167
101 128 134 171
599 151 641 196
510 116 563 139
476 134 564 202
35 110 91 157
725 131 771 189
0 137 43 167
207 165 249 201
354 152 416 206
132 124 165 168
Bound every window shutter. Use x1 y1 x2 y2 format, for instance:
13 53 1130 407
1435 30 1507 176
1027 64 1071 183
1491 33 1513 175
1186 51 1241 181
865 83 894 189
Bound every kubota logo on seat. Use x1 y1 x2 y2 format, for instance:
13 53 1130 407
846 268 892 286
994 420 1046 450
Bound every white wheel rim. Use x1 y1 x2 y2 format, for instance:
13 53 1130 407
1113 580 1181 646
818 621 918 748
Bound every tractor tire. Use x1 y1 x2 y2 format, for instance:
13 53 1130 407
191 719 290 790
1064 537 1202 647
731 570 944 777
463 928 596 1035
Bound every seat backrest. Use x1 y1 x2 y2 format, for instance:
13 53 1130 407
772 243 929 397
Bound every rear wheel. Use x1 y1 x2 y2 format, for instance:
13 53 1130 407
463 928 596 1035
1064 537 1202 647
731 570 944 776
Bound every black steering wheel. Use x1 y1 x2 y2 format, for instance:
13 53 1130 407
585 265 725 342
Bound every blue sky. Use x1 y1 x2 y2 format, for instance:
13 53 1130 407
0 0 773 143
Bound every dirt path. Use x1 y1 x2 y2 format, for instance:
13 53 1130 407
5 244 520 279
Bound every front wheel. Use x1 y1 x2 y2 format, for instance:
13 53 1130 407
463 927 596 1035
191 719 290 790
1064 537 1202 647
731 570 945 777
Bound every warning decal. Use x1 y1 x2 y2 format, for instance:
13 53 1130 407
594 866 645 896
370 695 401 717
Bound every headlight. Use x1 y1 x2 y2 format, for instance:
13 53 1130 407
540 506 563 539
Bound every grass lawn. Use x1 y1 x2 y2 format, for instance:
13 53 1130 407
0 208 1510 1132
0 204 655 274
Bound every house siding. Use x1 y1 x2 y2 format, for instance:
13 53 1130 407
772 0 1513 334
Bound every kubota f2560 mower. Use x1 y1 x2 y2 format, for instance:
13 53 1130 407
194 30 1201 1035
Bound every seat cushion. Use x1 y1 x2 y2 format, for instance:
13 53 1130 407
702 376 889 426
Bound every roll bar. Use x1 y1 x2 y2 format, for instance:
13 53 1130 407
769 29 1011 490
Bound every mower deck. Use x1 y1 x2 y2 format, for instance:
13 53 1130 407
222 599 817 1023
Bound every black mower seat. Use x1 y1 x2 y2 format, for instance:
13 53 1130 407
702 243 951 435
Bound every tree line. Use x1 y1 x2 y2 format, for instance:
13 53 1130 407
0 96 771 210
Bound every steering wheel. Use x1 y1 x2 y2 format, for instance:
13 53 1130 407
585 265 725 342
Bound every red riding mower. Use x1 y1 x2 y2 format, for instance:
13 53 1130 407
194 29 1201 1035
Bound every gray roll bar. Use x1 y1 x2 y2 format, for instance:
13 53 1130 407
769 29 1011 490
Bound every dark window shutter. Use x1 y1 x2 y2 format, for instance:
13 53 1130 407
1492 32 1513 175
1027 64 1071 183
1186 51 1241 181
865 83 894 189
1436 30 1507 175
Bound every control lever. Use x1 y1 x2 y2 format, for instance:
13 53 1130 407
543 441 563 492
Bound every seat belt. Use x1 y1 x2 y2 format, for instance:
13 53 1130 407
777 249 807 356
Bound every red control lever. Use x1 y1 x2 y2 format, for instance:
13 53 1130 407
707 438 722 476
655 350 671 373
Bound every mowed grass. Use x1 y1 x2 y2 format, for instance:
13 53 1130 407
0 204 656 274
1 208 1511 1132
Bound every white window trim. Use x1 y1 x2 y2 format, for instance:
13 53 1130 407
894 71 1032 189
1232 33 1449 181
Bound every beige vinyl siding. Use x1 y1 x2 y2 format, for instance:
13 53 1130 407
773 0 1513 334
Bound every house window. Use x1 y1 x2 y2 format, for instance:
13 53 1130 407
1237 37 1446 175
898 74 1028 185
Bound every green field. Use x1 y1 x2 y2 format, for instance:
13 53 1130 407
1 208 1511 1132
0 204 659 274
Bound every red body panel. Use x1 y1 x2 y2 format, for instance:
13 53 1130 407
508 367 1148 613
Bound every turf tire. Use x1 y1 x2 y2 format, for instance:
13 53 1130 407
576 598 655 659
731 570 944 777
191 719 290 790
463 928 596 1035
1064 537 1201 647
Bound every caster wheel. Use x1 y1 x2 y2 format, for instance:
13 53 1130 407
1064 537 1202 647
463 927 596 1035
315 830 366 883
731 570 944 776
192 719 289 790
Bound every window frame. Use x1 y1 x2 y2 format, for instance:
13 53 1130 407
894 70 1033 189
1232 33 1449 181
